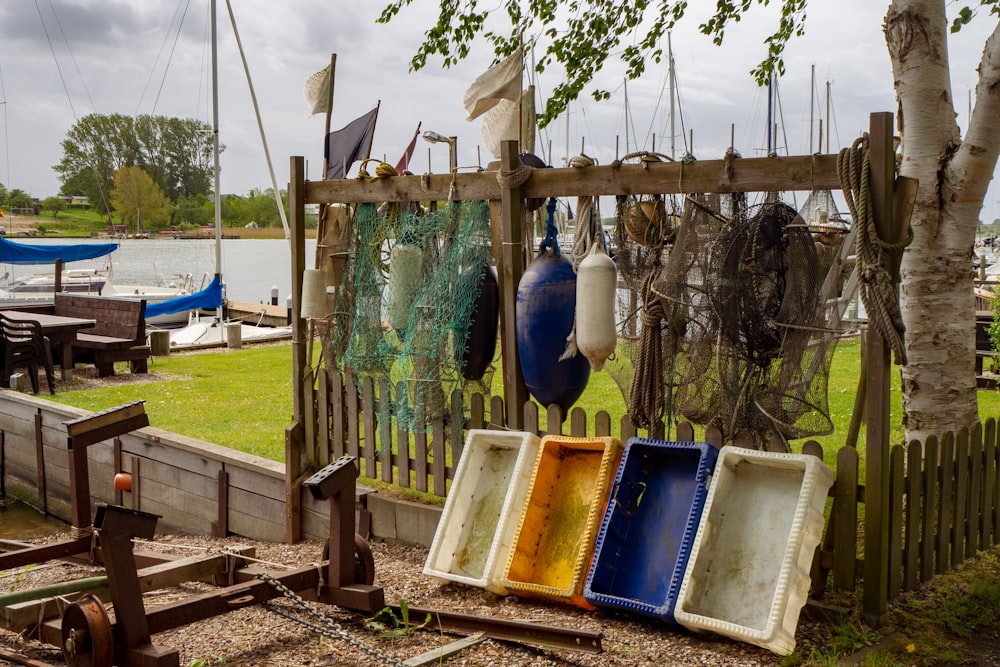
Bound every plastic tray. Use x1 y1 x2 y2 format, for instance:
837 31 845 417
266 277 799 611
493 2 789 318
674 446 834 655
502 435 623 609
422 429 540 594
583 438 718 624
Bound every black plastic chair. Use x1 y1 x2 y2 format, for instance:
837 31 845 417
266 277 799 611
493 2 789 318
0 313 56 394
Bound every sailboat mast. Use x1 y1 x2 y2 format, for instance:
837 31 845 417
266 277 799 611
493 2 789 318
211 0 222 282
668 32 676 160
809 64 815 155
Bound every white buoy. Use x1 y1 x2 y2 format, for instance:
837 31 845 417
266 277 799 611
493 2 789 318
575 240 617 371
387 243 423 331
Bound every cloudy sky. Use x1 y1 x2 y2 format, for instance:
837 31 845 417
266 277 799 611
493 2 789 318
1 0 997 223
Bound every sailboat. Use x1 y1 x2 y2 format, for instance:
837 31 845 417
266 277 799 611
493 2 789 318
161 0 291 349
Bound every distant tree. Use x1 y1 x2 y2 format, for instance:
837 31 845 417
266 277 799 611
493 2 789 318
7 189 33 210
55 113 217 215
111 166 172 231
172 193 214 227
221 188 287 228
0 182 7 205
41 196 66 218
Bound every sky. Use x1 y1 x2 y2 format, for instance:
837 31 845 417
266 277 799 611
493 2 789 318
1 0 997 224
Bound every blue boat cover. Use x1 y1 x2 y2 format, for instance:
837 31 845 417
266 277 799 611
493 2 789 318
145 274 224 318
0 237 118 264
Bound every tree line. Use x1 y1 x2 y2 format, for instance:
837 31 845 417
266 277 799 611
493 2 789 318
52 113 289 230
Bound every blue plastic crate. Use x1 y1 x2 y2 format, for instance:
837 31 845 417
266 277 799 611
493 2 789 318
583 438 718 624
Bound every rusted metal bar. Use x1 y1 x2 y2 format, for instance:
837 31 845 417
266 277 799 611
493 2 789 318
0 646 62 667
389 604 604 654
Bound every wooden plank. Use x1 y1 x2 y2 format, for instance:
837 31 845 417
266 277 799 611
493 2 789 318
862 111 897 626
332 370 346 457
362 377 376 479
523 402 539 437
497 141 528 428
305 154 842 204
317 368 331 468
938 434 955 573
347 372 360 459
63 400 148 449
983 420 996 548
226 485 286 526
379 380 393 484
887 445 904 599
396 422 411 489
969 425 983 559
594 411 611 438
303 367 316 466
921 435 939 582
212 469 229 538
33 411 46 513
414 429 428 494
953 429 969 567
403 633 486 667
676 421 694 442
468 392 486 431
223 465 285 500
431 420 446 498
705 425 723 448
450 390 464 469
546 404 564 435
119 435 224 478
570 407 586 437
904 442 921 592
833 446 859 591
489 395 505 428
619 415 636 443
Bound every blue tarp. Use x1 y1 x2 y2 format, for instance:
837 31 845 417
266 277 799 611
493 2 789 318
0 237 118 264
145 275 224 318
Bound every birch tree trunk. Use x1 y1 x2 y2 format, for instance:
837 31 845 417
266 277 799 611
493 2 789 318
886 0 1000 442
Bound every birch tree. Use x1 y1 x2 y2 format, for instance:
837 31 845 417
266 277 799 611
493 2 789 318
380 0 1000 443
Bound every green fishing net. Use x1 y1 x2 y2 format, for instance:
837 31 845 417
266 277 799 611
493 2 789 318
330 200 495 432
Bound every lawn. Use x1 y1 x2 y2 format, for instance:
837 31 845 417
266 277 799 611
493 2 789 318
45 337 1000 465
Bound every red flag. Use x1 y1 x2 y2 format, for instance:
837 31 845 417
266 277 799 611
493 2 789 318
394 122 422 174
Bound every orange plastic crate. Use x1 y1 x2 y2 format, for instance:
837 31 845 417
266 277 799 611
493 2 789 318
502 435 623 609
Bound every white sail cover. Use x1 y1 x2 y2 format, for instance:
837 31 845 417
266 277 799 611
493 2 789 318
463 47 522 121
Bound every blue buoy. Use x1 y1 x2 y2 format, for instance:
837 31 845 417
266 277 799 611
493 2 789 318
516 246 590 412
456 263 499 381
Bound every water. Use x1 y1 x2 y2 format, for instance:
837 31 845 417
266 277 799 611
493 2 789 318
0 498 68 540
3 237 316 304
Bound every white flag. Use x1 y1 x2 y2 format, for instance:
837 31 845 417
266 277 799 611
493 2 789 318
304 65 332 117
463 47 522 121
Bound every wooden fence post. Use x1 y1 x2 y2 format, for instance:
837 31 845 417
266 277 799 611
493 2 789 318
497 140 528 428
862 111 902 626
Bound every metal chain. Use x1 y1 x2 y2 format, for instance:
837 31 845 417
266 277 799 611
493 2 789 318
256 572 406 667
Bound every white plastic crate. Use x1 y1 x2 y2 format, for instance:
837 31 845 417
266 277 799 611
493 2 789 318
423 429 540 594
675 446 834 655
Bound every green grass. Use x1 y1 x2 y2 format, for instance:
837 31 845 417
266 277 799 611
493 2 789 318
46 337 1000 465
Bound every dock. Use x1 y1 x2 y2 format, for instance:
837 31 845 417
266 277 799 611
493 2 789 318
227 300 289 327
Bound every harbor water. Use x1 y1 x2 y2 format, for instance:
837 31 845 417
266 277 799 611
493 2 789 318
2 237 317 304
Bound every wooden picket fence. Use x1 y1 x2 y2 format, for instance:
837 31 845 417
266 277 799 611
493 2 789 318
307 366 1000 602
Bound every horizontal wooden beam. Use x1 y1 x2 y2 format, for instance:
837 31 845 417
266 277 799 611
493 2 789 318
64 401 148 449
303 154 842 204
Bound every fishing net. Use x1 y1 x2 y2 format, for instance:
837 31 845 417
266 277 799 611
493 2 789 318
654 196 841 446
329 199 495 432
600 187 845 447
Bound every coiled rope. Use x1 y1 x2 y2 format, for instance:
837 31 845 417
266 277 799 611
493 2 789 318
496 161 533 189
569 154 603 271
628 261 666 429
838 135 911 364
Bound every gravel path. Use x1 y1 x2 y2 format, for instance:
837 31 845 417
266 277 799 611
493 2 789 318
0 531 817 666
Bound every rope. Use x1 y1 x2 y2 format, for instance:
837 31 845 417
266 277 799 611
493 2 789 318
838 135 910 365
541 197 560 256
496 161 532 188
357 159 398 182
569 154 602 272
257 571 406 667
628 269 666 429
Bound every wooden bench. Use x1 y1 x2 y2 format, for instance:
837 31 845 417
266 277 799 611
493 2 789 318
54 293 151 377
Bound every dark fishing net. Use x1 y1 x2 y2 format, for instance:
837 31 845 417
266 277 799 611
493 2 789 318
651 196 842 447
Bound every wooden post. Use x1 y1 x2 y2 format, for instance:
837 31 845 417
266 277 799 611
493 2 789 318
287 156 307 543
863 111 900 626
497 140 528 428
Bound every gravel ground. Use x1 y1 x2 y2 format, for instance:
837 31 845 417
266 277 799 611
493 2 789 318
0 530 810 666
